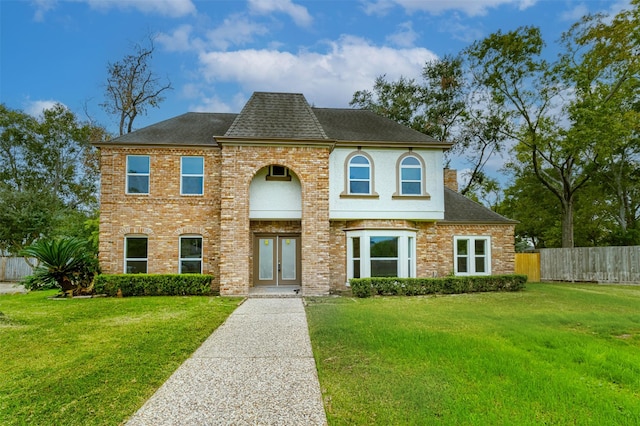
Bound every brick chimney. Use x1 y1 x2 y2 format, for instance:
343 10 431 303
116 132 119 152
444 168 458 192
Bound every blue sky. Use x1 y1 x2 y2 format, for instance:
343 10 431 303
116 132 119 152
0 0 630 136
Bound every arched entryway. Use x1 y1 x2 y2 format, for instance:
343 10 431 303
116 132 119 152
249 165 302 287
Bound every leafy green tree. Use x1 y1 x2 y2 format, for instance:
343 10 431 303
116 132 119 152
0 104 107 255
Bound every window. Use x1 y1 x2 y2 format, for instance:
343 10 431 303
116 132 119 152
126 155 149 194
348 154 371 194
180 236 202 273
181 157 204 195
394 153 428 198
400 156 422 195
125 236 148 273
347 230 416 282
454 236 491 275
266 165 292 181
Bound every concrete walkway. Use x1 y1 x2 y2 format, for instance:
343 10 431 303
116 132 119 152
126 298 328 425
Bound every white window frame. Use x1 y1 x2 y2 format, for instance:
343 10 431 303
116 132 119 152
453 236 491 276
346 230 416 284
126 155 150 195
124 235 148 274
347 154 372 195
399 155 423 195
179 235 203 274
180 156 204 196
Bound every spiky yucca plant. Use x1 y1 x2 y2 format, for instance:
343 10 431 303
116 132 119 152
21 237 98 295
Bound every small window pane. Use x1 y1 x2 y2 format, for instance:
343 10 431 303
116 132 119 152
126 261 147 274
401 168 421 181
349 167 370 180
370 237 398 257
128 156 149 173
457 239 468 256
402 182 421 195
371 260 397 277
352 237 360 258
402 157 420 166
475 257 486 273
457 257 468 273
475 239 486 255
350 181 370 194
351 155 369 165
126 237 148 258
181 260 202 274
182 157 203 174
353 260 361 278
181 237 202 258
182 177 203 195
128 176 149 194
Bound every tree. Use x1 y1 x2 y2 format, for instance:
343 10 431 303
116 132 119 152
351 55 508 199
102 35 172 135
0 104 106 255
466 0 639 247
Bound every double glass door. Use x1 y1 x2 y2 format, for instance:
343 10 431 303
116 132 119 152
254 234 301 286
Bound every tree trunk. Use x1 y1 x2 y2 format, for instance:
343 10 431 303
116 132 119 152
561 199 574 248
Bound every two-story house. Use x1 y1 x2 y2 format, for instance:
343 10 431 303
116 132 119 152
96 92 516 295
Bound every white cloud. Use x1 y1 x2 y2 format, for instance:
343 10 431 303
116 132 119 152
386 21 419 47
248 0 313 27
360 0 395 16
206 14 270 50
32 0 196 21
24 99 63 117
156 25 202 52
364 0 537 17
195 35 436 108
560 4 590 22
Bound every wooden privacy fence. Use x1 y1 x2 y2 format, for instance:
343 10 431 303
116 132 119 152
514 253 540 282
540 246 640 284
0 257 34 282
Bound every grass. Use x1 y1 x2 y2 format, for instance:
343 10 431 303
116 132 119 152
0 291 242 425
306 283 640 425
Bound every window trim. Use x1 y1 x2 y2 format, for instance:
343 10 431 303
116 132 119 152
392 152 430 199
126 155 150 195
180 156 204 196
341 151 379 198
124 235 148 274
453 236 491 276
179 235 203 274
346 230 416 284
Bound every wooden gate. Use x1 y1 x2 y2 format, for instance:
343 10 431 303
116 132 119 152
515 253 540 282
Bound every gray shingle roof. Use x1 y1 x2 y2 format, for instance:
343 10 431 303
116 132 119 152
225 92 327 139
103 112 236 146
99 92 451 148
443 188 516 223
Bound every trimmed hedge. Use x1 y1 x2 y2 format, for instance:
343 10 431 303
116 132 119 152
350 275 527 298
94 274 215 297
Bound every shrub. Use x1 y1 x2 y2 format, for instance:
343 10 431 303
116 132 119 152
94 274 215 297
20 237 99 296
350 275 527 298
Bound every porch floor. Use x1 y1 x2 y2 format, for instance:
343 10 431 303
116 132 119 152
248 285 302 298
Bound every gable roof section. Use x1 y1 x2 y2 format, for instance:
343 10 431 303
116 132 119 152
443 188 516 224
224 92 328 140
313 108 449 148
99 112 236 146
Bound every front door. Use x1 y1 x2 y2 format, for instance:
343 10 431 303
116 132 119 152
254 234 301 286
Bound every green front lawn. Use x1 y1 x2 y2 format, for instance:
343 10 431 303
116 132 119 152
307 283 640 425
0 291 241 425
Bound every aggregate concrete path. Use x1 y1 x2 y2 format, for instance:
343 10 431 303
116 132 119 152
126 298 328 425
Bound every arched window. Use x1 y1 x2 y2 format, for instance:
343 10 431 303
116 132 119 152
400 156 422 195
394 153 428 198
348 154 371 194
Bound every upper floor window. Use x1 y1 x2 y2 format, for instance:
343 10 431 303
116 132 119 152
126 155 149 194
454 236 491 275
179 235 203 273
125 236 148 273
348 154 372 194
394 153 428 198
181 156 204 195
